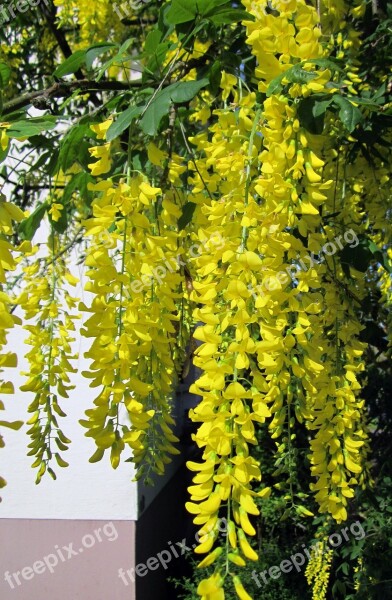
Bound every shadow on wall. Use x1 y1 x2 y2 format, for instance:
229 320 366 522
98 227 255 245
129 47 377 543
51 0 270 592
135 462 196 600
131 359 202 599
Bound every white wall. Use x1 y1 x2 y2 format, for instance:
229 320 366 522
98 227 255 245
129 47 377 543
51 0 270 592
1 320 139 520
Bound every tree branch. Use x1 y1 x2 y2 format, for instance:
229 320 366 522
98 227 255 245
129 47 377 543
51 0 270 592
38 3 73 59
37 1 86 81
2 45 218 116
2 79 141 115
121 17 158 26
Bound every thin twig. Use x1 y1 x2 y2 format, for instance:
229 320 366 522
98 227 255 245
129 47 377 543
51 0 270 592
179 120 213 201
2 79 137 115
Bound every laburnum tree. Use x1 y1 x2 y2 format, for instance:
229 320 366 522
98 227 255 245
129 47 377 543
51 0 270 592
0 0 391 599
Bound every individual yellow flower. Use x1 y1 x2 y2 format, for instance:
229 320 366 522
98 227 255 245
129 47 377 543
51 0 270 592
197 572 224 600
0 123 10 152
49 203 64 222
220 71 237 101
88 143 112 176
91 118 113 140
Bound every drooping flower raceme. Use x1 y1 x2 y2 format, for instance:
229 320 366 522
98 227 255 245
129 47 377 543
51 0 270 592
0 196 24 493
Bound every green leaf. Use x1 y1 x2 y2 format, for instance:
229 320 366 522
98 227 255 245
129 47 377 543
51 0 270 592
0 420 23 430
62 172 94 208
208 8 253 24
208 60 223 95
165 0 229 24
144 30 163 55
197 0 230 15
165 0 229 23
345 95 382 109
96 38 134 81
54 43 116 78
145 42 171 75
332 581 347 596
0 63 11 88
166 0 197 24
289 64 317 85
266 73 285 97
340 562 349 576
298 96 330 134
306 58 344 72
107 105 143 141
131 152 143 172
54 50 87 78
339 238 373 273
368 240 392 274
169 78 209 103
85 43 116 70
178 202 196 230
26 149 49 169
267 62 323 97
139 79 209 136
18 202 48 241
312 97 333 118
333 95 363 132
58 124 90 171
7 118 56 138
139 89 171 136
372 82 388 102
46 149 61 177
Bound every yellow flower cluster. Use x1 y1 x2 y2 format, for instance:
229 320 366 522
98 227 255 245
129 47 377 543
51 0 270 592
243 0 323 93
243 0 370 525
53 0 124 49
305 538 334 600
174 1 378 596
183 90 276 599
353 556 363 591
18 233 78 483
0 196 25 492
80 120 189 480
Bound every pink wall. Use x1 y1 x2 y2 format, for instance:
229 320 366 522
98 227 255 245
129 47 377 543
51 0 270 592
0 519 135 600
